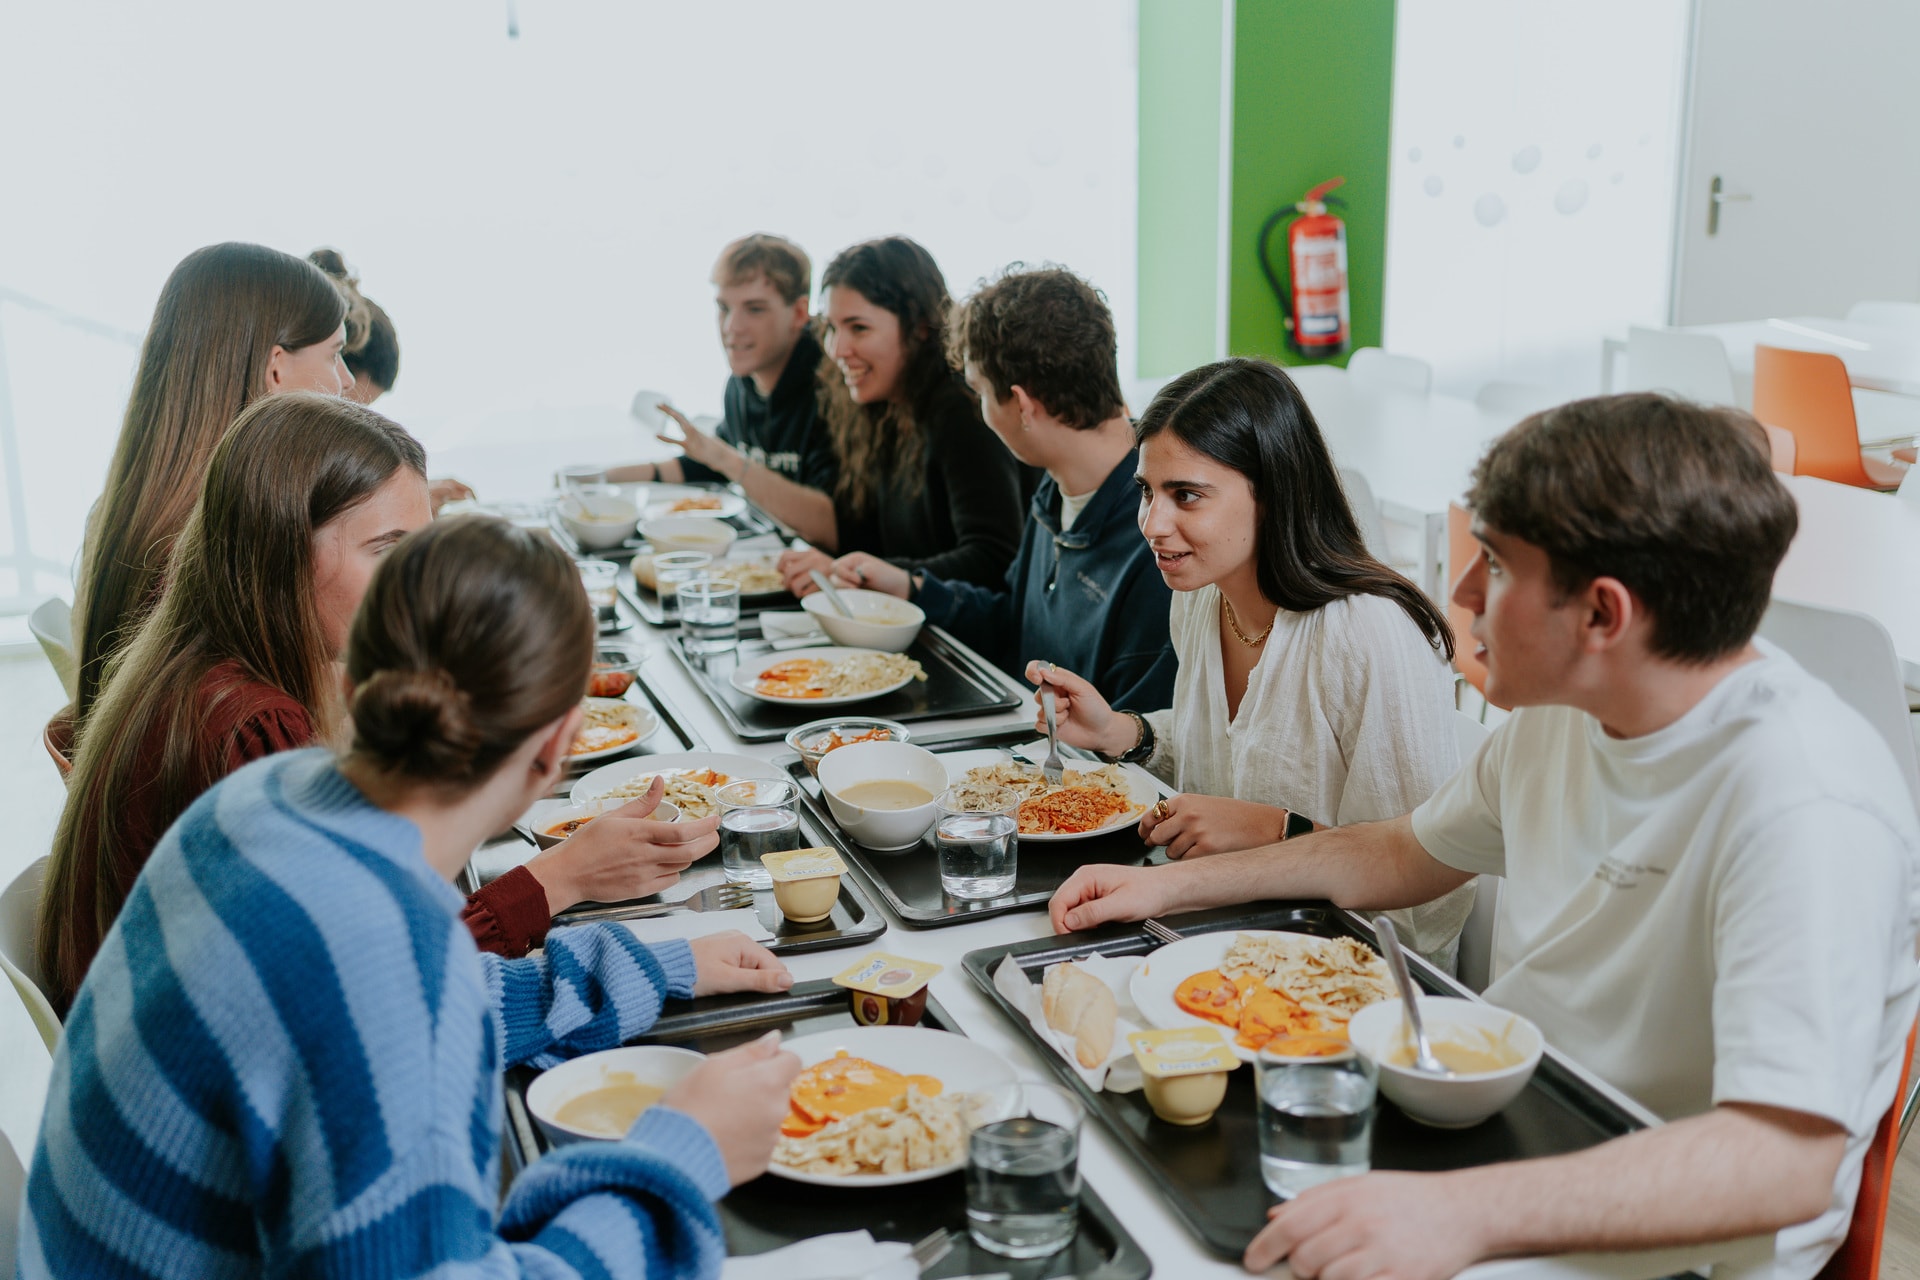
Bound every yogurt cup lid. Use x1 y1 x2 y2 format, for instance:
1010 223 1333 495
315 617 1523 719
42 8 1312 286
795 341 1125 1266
761 847 846 882
1128 1026 1238 1077
832 951 943 998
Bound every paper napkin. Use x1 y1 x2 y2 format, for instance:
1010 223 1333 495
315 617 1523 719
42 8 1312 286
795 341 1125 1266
720 1230 917 1280
991 953 1147 1092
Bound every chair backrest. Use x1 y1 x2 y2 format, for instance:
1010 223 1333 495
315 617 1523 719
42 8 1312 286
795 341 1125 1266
1445 505 1492 701
1753 345 1881 490
1900 460 1920 510
1761 423 1798 473
28 597 77 702
1816 1019 1917 1280
1347 347 1432 396
1757 600 1920 818
1337 467 1389 557
0 856 49 998
1447 709 1500 993
1846 300 1920 332
1624 326 1739 405
43 713 73 788
0 954 55 1268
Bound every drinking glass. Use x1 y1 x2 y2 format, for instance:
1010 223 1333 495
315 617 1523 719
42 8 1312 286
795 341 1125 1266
556 464 607 492
935 784 1018 901
967 1082 1083 1258
716 778 800 889
1255 1035 1377 1198
651 551 712 618
677 579 740 657
576 559 620 611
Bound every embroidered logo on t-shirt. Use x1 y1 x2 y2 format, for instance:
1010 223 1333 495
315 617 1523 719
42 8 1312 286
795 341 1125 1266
1077 571 1110 603
1593 858 1669 890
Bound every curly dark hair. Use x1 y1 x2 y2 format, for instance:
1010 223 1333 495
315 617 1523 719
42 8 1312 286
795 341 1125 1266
947 264 1125 430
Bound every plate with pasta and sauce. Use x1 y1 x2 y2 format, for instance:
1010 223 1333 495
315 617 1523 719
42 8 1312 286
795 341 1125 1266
936 748 1158 843
565 698 662 763
728 646 927 707
570 751 787 819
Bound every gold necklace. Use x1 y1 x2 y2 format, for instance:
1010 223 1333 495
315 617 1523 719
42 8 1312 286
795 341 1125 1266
1222 594 1274 648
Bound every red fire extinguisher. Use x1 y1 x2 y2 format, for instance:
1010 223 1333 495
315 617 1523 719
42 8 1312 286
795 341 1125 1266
1258 176 1351 357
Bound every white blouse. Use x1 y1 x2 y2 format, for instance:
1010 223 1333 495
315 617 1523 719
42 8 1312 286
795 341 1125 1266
1142 585 1476 964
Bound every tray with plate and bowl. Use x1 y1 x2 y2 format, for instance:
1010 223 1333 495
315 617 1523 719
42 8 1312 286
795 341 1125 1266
622 544 795 626
778 727 1171 926
500 977 1151 1280
961 901 1646 1260
670 630 1022 742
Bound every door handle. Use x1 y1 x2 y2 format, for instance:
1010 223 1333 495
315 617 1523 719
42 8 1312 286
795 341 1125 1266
1708 175 1752 236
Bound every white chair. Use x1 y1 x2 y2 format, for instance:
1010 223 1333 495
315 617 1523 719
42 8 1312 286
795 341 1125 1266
1757 600 1920 818
1 857 51 1000
0 955 55 1266
1447 710 1500 992
28 598 77 702
1347 347 1432 396
1473 380 1560 425
1623 326 1739 406
1337 467 1389 557
1846 301 1920 332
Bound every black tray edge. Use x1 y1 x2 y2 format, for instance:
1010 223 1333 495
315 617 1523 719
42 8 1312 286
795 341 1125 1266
959 901 1647 1260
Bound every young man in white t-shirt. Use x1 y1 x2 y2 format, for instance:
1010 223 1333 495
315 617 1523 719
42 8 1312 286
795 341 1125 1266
1049 394 1920 1280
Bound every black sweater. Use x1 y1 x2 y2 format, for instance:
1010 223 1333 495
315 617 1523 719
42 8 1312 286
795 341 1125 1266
678 330 836 491
832 377 1025 589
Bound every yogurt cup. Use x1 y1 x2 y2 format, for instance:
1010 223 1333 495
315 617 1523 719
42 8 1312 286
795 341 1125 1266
761 847 846 924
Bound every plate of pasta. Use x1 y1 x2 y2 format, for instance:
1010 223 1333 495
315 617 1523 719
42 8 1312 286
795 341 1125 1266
938 749 1157 842
728 646 926 707
566 699 662 763
638 484 747 522
570 751 786 819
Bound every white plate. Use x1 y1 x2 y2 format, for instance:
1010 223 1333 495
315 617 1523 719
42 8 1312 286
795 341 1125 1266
1131 930 1332 1063
728 646 919 707
937 747 1160 843
768 1026 1020 1188
570 750 786 807
566 698 662 763
640 484 747 522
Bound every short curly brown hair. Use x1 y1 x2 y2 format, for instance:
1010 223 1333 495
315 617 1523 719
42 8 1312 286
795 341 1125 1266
947 265 1125 430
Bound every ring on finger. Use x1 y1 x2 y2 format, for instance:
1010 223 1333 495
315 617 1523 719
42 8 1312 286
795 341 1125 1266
1153 799 1172 821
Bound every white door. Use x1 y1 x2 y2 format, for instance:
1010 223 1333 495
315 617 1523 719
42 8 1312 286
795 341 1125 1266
1672 0 1920 325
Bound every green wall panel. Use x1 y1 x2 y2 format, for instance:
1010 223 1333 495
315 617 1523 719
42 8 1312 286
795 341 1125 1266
1227 0 1396 367
1136 0 1226 379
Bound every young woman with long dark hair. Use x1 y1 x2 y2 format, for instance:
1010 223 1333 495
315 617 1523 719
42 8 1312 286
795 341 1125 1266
1038 357 1476 963
777 235 1026 592
41 394 717 1012
22 514 800 1279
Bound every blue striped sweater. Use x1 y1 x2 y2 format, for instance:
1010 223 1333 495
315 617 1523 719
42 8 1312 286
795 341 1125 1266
18 749 729 1279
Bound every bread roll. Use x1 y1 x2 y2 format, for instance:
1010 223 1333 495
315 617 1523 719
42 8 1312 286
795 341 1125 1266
1041 962 1117 1068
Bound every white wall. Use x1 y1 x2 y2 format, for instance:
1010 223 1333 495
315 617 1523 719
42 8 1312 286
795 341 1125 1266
0 0 1138 605
1379 0 1692 399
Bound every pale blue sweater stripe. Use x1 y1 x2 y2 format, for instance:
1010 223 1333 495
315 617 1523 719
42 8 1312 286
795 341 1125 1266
20 749 727 1280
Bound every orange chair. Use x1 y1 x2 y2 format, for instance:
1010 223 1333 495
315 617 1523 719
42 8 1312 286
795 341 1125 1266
1817 1019 1918 1280
43 712 73 787
1446 504 1502 711
1753 345 1910 491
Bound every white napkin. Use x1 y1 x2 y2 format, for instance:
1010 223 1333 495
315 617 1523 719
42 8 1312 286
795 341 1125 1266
616 908 772 946
720 1230 916 1280
991 954 1148 1092
759 610 826 643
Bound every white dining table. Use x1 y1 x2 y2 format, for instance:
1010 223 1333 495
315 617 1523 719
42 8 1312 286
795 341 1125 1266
1775 474 1920 688
1681 316 1920 400
467 505 1772 1280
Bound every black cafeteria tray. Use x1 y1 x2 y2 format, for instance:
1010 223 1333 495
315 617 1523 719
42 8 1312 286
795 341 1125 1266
963 902 1645 1260
502 980 1153 1280
670 628 1024 742
619 569 794 628
782 728 1169 927
552 844 887 957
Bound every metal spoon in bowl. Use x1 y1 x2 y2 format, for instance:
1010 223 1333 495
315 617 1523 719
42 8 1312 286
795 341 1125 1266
1372 914 1447 1076
808 569 856 618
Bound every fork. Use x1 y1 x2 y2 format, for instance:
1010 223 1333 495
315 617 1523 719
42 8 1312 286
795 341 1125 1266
1039 665 1064 788
1142 918 1182 946
553 882 757 927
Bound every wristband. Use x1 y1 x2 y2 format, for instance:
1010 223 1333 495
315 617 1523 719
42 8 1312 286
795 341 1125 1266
1101 711 1154 765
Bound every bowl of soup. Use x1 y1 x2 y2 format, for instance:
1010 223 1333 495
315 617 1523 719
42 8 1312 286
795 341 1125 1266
800 588 926 652
815 740 947 850
641 515 738 559
558 489 641 551
1346 996 1543 1129
526 1045 706 1146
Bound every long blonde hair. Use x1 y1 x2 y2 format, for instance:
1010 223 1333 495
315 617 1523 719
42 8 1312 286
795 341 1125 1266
41 393 424 1013
71 242 347 723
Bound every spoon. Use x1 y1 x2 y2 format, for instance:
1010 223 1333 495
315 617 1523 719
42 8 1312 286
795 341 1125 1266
808 570 855 618
1372 914 1447 1076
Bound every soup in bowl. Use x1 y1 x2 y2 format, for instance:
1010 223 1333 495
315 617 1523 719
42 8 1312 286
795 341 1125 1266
801 587 926 651
1346 995 1543 1129
816 740 948 850
527 1045 706 1145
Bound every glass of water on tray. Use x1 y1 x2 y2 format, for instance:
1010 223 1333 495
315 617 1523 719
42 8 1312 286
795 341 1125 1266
967 1082 1083 1258
935 784 1018 901
716 778 800 889
677 579 739 657
651 551 711 620
1255 1033 1377 1199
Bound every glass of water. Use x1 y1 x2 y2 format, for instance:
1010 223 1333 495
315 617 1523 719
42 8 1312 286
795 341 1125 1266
1255 1035 1377 1199
651 551 712 619
716 778 800 889
967 1082 1082 1258
576 559 620 612
935 784 1018 901
677 579 740 657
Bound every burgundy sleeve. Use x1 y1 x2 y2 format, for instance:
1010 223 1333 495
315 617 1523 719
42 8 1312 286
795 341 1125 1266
462 865 554 958
222 702 316 772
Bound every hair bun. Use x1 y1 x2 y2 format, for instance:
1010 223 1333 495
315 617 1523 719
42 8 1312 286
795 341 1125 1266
350 667 485 778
